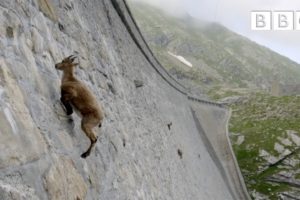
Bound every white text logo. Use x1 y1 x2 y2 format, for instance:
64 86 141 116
251 11 300 30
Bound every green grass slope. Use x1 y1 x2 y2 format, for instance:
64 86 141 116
230 93 300 199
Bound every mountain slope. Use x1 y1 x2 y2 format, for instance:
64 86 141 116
128 2 300 94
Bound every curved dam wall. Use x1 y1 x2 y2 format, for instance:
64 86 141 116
190 102 250 200
0 0 248 199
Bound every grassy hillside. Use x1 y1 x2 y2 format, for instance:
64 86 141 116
229 93 300 199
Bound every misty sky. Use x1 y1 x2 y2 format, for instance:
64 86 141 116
130 0 300 64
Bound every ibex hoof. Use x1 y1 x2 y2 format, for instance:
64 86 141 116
81 151 90 158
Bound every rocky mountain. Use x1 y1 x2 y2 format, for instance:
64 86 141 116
128 1 300 199
128 2 300 95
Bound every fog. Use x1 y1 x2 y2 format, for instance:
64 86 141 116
130 0 300 64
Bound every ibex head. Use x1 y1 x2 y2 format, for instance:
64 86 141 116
55 55 78 70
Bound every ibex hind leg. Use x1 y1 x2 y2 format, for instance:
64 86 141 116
81 139 97 158
80 116 99 158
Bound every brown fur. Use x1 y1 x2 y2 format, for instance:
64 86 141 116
55 55 104 158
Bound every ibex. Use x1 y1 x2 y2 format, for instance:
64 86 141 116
55 55 104 158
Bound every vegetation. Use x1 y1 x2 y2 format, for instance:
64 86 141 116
229 93 300 199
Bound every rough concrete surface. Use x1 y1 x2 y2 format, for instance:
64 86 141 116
0 0 249 199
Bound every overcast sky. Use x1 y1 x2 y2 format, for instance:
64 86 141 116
130 0 300 64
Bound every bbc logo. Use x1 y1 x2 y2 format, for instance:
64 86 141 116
251 11 300 30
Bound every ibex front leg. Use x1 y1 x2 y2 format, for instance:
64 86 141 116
60 97 73 116
60 87 76 115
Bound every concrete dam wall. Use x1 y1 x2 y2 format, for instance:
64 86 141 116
0 0 249 199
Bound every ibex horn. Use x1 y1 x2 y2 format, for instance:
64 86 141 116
68 55 77 62
68 55 77 59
